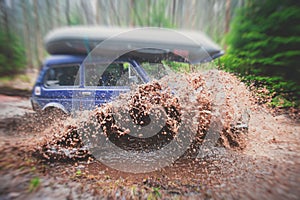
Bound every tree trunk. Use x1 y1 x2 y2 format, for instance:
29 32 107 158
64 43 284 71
130 0 135 26
172 0 176 27
22 1 33 68
224 0 231 50
95 0 100 24
225 0 231 34
46 0 54 30
55 0 60 27
110 0 121 25
66 0 71 25
33 0 42 67
147 0 151 26
81 0 94 25
0 0 10 37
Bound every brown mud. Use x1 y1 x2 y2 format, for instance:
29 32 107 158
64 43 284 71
0 70 299 200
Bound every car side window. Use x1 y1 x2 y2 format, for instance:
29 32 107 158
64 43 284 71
43 64 80 88
85 62 142 87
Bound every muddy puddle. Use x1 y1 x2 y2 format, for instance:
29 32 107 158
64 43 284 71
0 70 299 199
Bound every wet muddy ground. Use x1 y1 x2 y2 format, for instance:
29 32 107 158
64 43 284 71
0 71 299 200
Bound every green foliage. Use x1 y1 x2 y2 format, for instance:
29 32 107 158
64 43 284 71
163 60 190 72
76 169 82 176
70 12 83 25
0 31 26 75
28 177 40 192
147 187 162 200
152 187 162 198
269 95 296 108
131 0 175 28
148 0 174 28
221 0 300 107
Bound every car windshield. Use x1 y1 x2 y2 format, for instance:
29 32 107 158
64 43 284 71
140 62 169 80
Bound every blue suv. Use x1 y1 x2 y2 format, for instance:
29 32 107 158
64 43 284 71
31 27 223 115
31 55 154 114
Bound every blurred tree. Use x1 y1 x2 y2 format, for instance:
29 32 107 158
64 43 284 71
0 0 244 73
130 0 175 28
46 0 54 30
66 0 71 25
221 0 300 107
225 0 231 34
33 0 43 66
81 0 95 25
95 0 100 24
0 0 25 75
0 30 26 75
22 0 33 68
55 0 60 27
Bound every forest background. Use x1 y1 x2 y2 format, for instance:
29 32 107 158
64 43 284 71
0 0 299 107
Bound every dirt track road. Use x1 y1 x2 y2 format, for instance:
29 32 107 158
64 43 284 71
0 71 299 200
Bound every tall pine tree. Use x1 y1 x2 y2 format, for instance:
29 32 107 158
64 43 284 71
222 0 300 107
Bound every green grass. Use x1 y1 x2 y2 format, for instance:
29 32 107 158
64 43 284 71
18 74 31 83
0 76 13 83
28 177 40 192
0 74 31 83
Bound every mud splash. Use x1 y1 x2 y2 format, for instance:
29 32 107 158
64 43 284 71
36 70 248 168
1 70 300 199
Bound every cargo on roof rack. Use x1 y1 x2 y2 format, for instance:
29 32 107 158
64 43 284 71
44 26 223 64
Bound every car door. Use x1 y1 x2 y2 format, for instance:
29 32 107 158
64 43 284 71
77 61 144 111
41 63 81 113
